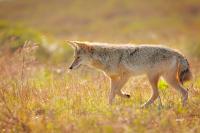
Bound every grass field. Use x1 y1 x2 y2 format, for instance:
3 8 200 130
0 0 200 133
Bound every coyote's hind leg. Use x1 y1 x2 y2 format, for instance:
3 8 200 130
163 73 188 106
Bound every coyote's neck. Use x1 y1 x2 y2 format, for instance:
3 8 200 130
88 47 109 70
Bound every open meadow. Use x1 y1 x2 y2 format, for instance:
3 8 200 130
0 0 200 132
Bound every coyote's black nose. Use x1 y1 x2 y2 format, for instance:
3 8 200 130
69 66 73 69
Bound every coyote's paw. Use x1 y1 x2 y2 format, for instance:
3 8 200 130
122 92 130 98
125 94 131 98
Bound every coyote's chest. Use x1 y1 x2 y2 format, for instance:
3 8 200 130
90 59 105 70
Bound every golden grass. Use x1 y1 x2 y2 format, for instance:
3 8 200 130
0 42 200 133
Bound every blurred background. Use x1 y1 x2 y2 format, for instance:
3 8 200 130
0 0 200 64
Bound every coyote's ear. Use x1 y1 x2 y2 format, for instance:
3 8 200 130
66 40 78 50
73 41 93 52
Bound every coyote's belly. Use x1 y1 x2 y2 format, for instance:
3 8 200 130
124 59 174 75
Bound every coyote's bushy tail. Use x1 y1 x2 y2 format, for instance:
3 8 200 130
178 56 193 84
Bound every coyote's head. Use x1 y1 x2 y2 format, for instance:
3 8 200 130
67 41 93 70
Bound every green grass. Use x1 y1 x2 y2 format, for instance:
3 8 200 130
0 21 73 64
0 21 42 51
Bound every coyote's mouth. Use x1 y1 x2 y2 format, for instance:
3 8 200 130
69 64 81 70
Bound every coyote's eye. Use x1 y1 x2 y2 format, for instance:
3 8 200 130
74 56 79 59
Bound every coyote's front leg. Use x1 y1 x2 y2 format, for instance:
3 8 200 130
108 74 130 105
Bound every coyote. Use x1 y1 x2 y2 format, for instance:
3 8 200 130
67 41 192 107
